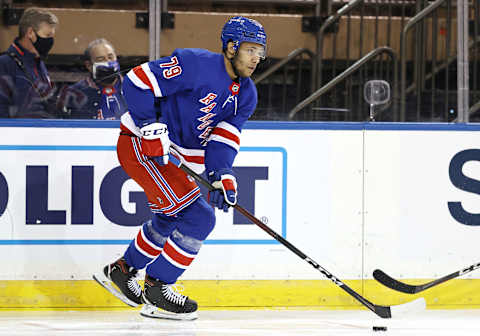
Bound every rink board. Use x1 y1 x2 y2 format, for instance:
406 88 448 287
1 279 479 310
1 121 480 308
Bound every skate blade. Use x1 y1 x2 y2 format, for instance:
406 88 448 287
140 303 198 320
92 273 140 308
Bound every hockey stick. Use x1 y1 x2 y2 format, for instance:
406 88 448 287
373 261 480 294
168 155 425 318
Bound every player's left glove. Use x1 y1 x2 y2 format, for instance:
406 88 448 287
140 122 170 165
208 169 237 212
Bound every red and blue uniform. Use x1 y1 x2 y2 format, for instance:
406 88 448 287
121 48 257 173
118 48 257 283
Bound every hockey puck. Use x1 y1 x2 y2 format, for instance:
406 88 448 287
372 326 387 331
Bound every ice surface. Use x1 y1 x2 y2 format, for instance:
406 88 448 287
0 309 478 335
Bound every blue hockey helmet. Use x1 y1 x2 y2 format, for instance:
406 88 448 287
221 16 267 57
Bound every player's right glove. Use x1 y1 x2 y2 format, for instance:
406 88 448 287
208 169 237 212
140 122 170 165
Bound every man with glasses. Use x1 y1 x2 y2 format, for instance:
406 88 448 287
93 16 267 320
0 7 58 118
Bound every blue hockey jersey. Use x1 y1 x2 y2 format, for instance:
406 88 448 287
120 48 258 174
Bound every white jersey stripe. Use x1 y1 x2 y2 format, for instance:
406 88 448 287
141 63 163 97
209 134 240 152
216 121 241 138
126 70 150 91
170 142 205 174
120 113 142 137
171 142 205 157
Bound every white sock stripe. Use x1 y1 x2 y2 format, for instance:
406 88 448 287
166 237 197 258
162 252 188 269
140 226 163 252
134 239 160 259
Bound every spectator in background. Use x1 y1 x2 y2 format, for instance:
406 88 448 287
0 7 58 118
58 38 127 119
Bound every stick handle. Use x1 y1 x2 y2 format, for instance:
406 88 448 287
169 154 302 254
168 154 390 317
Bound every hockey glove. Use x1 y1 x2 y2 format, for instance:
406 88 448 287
208 169 237 212
140 122 170 165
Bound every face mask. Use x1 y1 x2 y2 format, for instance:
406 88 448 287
32 31 54 58
92 61 120 85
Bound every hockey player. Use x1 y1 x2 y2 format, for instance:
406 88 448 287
93 16 267 320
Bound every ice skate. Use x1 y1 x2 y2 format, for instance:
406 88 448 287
93 257 142 307
140 274 198 320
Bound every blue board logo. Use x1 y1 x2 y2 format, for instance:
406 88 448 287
448 149 480 226
16 165 268 227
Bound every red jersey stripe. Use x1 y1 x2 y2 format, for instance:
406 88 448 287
211 127 240 145
132 66 154 93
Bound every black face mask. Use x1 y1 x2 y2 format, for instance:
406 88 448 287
92 61 120 85
32 31 54 58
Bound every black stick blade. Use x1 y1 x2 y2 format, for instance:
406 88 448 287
373 269 419 294
373 305 391 318
175 157 426 318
